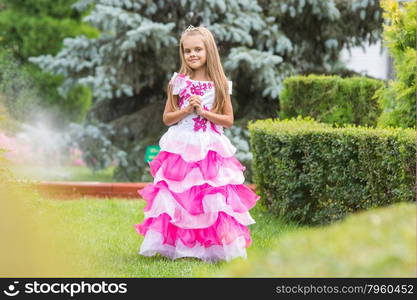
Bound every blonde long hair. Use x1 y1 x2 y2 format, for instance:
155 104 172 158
166 26 229 114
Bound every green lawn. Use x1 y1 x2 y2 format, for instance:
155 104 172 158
34 195 298 277
10 165 116 182
33 194 416 277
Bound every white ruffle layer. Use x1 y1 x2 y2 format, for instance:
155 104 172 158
145 187 256 229
159 123 236 162
139 230 247 262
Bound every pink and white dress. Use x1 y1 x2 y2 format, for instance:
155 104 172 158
134 72 260 262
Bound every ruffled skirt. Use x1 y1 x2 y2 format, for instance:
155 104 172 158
134 125 260 262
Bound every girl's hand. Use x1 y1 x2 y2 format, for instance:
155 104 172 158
183 95 198 114
189 95 203 115
184 102 194 114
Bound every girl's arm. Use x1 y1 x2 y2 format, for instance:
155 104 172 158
163 96 193 126
200 95 234 128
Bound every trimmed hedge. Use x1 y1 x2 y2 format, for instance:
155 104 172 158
248 117 416 225
279 75 384 126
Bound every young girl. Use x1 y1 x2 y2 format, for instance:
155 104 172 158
134 25 260 262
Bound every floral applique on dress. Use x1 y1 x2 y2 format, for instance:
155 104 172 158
192 105 222 135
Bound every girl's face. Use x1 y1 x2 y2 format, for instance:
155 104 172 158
182 35 207 71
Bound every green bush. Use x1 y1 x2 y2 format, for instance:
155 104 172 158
377 0 416 128
0 0 97 125
0 93 19 133
0 10 96 59
279 75 384 126
0 48 92 125
0 111 13 182
248 117 415 225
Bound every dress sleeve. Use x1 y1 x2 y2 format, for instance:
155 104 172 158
169 72 188 95
228 81 233 95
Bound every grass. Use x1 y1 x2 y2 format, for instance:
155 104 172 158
10 164 116 182
32 194 416 277
34 195 298 277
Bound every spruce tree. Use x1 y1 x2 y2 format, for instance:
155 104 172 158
29 0 383 181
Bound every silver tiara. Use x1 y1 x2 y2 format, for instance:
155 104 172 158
185 25 197 32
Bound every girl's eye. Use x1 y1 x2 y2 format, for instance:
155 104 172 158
184 48 202 54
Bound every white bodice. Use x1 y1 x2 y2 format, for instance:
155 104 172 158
158 73 236 161
169 73 232 134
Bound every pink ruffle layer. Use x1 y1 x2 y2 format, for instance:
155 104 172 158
153 164 245 193
141 183 255 229
149 150 245 181
138 181 259 215
135 212 252 249
139 230 247 262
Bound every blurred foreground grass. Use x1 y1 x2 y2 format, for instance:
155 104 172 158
211 202 416 277
0 177 79 276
